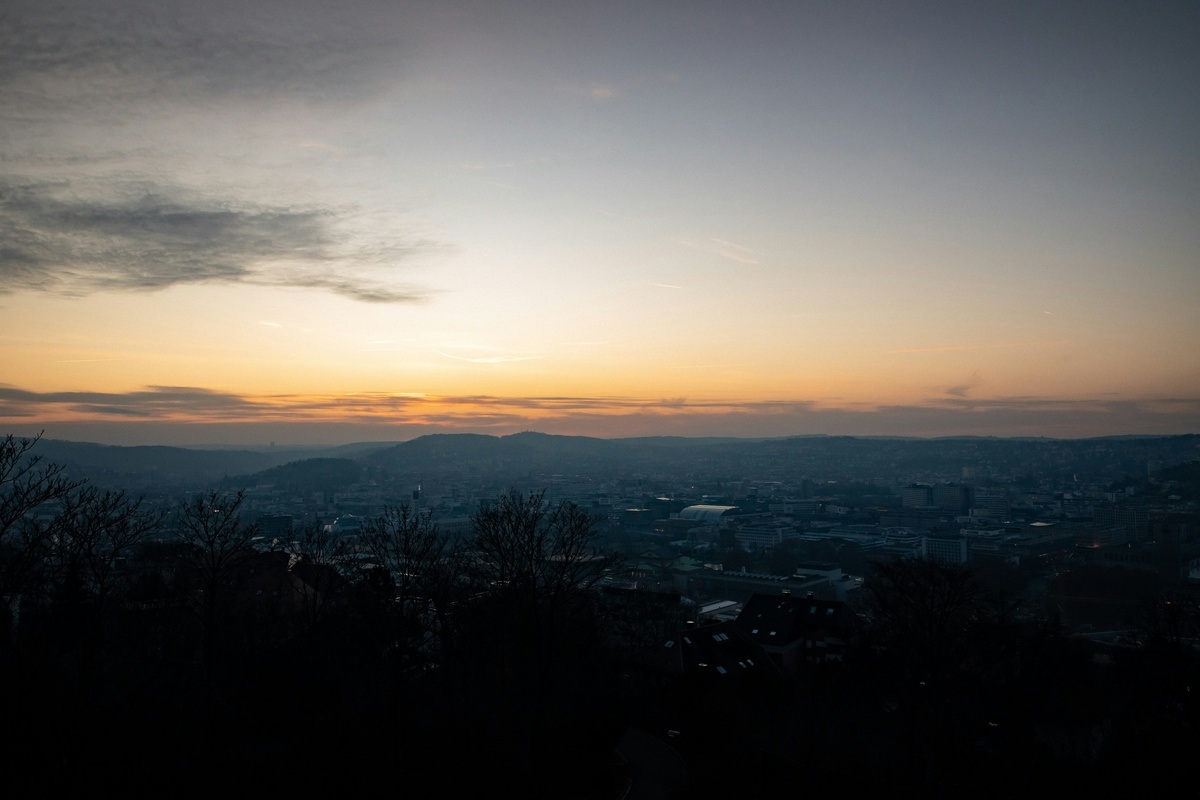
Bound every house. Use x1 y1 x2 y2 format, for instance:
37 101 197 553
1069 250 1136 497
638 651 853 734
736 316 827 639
733 590 863 676
655 618 781 684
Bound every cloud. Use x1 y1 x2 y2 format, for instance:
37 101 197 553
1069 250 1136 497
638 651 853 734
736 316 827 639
436 352 543 364
53 358 123 364
0 0 405 121
458 162 514 171
0 386 824 429
888 340 1069 354
3 385 1198 440
0 178 439 302
677 237 762 266
944 372 983 398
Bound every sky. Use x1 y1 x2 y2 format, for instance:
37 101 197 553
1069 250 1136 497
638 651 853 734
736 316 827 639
2 0 1198 446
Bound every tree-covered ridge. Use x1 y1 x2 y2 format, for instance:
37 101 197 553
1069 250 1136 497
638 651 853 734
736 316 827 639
220 457 363 493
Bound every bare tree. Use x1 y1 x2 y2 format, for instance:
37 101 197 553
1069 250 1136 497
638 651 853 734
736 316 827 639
361 503 457 670
0 433 86 639
173 490 261 687
470 489 618 605
465 489 621 685
45 486 163 610
458 490 625 783
363 504 449 611
285 519 355 636
859 557 982 681
0 432 78 662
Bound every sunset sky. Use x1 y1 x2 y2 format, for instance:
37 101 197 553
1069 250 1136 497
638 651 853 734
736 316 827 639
2 0 1197 446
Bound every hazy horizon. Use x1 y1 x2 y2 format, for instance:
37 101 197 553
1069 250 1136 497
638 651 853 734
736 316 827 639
6 421 1195 451
3 1 1197 445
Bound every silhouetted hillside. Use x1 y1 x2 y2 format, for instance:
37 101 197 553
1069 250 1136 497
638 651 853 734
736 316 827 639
362 432 1200 486
31 439 290 489
19 431 1200 494
221 457 363 494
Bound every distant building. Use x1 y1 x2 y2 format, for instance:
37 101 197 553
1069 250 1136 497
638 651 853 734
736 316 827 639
734 519 797 551
257 514 295 542
933 483 973 515
1093 502 1151 543
971 487 1010 520
677 504 741 525
676 564 834 604
901 484 933 508
327 514 365 543
922 532 968 565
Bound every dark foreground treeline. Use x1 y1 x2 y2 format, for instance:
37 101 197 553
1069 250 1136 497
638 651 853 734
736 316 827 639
2 433 1198 798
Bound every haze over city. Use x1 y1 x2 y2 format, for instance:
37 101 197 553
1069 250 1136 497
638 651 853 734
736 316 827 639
2 1 1197 447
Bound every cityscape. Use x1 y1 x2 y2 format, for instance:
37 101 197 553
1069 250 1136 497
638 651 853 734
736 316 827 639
2 1 1198 796
2 429 1198 795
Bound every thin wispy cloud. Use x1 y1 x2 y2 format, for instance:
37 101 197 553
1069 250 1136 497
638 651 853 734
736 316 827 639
945 372 983 398
888 340 1069 354
676 237 762 265
668 363 750 370
437 352 542 364
458 162 514 171
53 358 122 363
648 282 683 289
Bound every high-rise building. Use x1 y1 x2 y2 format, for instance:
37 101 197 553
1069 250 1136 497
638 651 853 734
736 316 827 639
933 483 973 515
922 533 968 565
901 484 933 508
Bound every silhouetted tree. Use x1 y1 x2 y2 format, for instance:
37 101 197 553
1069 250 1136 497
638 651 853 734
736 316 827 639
0 432 85 651
1 433 169 788
360 503 459 671
173 489 261 690
282 519 356 637
458 489 625 791
45 485 163 609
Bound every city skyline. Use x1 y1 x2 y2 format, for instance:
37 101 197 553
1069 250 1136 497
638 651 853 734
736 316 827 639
2 1 1197 447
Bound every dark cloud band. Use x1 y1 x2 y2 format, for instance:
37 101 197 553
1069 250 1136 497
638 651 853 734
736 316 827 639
0 178 436 302
1 385 1196 439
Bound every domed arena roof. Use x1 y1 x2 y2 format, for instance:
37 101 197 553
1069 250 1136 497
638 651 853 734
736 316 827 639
330 515 363 534
677 504 739 524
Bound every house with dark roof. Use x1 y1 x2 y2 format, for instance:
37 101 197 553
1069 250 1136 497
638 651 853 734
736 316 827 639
655 619 781 684
734 590 863 676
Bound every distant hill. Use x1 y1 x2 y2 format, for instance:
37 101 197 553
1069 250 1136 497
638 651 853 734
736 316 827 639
18 437 366 491
12 431 1200 495
359 431 1200 486
221 457 364 494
